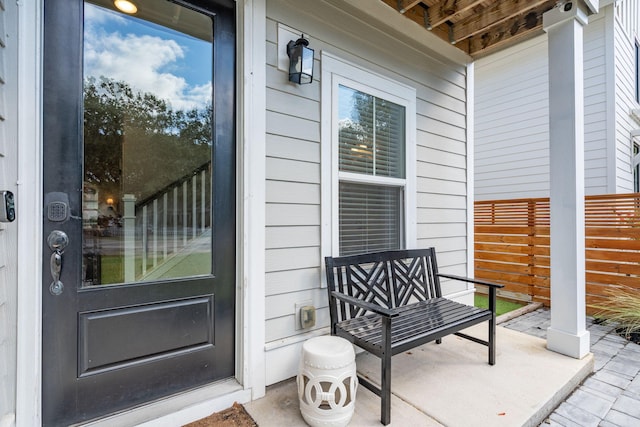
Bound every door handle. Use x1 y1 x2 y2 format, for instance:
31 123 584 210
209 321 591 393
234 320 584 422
47 230 69 295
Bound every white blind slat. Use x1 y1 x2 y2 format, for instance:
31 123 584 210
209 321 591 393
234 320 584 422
339 182 401 255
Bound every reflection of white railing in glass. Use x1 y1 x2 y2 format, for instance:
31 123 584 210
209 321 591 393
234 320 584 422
123 194 136 282
124 163 211 282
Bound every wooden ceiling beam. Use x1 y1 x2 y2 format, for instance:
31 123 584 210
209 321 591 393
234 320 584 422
397 0 423 14
398 1 455 42
380 0 471 54
451 0 554 44
382 0 435 33
427 0 485 29
467 3 551 56
380 0 550 58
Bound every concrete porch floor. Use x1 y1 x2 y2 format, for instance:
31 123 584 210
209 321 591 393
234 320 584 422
245 320 594 427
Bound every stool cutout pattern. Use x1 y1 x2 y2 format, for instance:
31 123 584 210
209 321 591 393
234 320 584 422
297 336 357 427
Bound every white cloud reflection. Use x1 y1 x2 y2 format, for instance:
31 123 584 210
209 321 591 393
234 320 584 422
84 4 211 111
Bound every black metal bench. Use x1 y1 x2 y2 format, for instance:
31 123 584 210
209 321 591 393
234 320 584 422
324 248 503 425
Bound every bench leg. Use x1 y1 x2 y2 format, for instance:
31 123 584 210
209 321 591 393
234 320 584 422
489 316 496 365
381 351 391 425
436 338 442 344
489 286 497 365
381 317 392 425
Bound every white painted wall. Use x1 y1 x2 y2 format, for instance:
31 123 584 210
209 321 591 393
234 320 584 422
613 0 640 191
474 9 618 200
585 9 610 193
0 1 18 425
615 0 640 40
475 35 550 200
264 0 470 385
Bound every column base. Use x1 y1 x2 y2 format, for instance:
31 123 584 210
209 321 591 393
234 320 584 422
547 327 590 359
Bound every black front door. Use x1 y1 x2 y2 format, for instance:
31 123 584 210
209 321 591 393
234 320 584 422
42 0 236 424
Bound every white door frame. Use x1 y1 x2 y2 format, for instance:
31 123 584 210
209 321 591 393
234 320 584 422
15 0 43 424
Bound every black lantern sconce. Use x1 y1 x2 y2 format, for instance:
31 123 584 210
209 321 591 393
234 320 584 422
287 35 314 84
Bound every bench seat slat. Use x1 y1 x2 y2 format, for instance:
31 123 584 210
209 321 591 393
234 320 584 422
392 302 488 340
335 298 491 354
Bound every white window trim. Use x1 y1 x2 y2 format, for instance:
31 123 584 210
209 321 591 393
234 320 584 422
635 39 640 104
320 52 417 284
632 138 640 192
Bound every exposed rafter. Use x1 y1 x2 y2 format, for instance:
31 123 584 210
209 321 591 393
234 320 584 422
397 0 423 14
426 0 484 29
379 0 559 58
451 0 550 44
467 3 551 56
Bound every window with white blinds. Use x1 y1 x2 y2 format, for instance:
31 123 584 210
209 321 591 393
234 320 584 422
320 52 416 265
337 85 406 255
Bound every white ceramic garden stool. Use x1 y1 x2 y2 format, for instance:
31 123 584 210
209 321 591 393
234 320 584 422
297 335 358 427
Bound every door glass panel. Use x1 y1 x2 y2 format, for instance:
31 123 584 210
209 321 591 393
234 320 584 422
82 1 213 286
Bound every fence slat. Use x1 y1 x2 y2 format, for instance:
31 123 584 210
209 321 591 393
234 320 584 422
475 193 640 312
586 260 640 275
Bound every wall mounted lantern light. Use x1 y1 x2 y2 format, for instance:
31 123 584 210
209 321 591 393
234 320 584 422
287 35 314 84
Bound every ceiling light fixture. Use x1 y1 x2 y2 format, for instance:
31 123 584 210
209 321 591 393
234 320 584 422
113 0 138 14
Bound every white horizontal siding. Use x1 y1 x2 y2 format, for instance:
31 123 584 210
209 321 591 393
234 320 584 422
266 203 320 226
266 226 320 249
615 0 640 43
474 10 610 200
266 157 319 184
264 0 469 384
266 181 319 205
265 268 321 296
265 110 319 142
584 13 610 194
613 3 639 192
416 177 466 196
474 35 550 200
265 306 330 344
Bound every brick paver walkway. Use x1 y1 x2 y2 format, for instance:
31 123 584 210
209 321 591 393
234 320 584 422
502 308 640 427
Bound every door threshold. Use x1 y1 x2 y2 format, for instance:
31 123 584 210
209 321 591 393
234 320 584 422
78 379 251 427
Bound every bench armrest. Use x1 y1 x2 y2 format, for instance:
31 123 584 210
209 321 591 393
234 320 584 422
330 291 401 318
437 273 502 317
437 273 504 289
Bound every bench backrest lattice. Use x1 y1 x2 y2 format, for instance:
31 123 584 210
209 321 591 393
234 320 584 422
327 248 441 321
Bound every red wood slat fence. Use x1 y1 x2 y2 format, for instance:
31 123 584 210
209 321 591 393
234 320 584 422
475 194 640 312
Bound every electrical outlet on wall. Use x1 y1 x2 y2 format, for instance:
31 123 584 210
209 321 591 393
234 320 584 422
300 306 316 329
295 300 314 330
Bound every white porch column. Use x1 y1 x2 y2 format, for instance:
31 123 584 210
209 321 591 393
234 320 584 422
543 2 591 359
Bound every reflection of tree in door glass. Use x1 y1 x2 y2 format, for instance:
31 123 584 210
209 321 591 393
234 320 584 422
82 1 213 286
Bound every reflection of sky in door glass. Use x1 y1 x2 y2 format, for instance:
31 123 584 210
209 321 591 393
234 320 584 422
82 2 214 286
84 3 212 111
